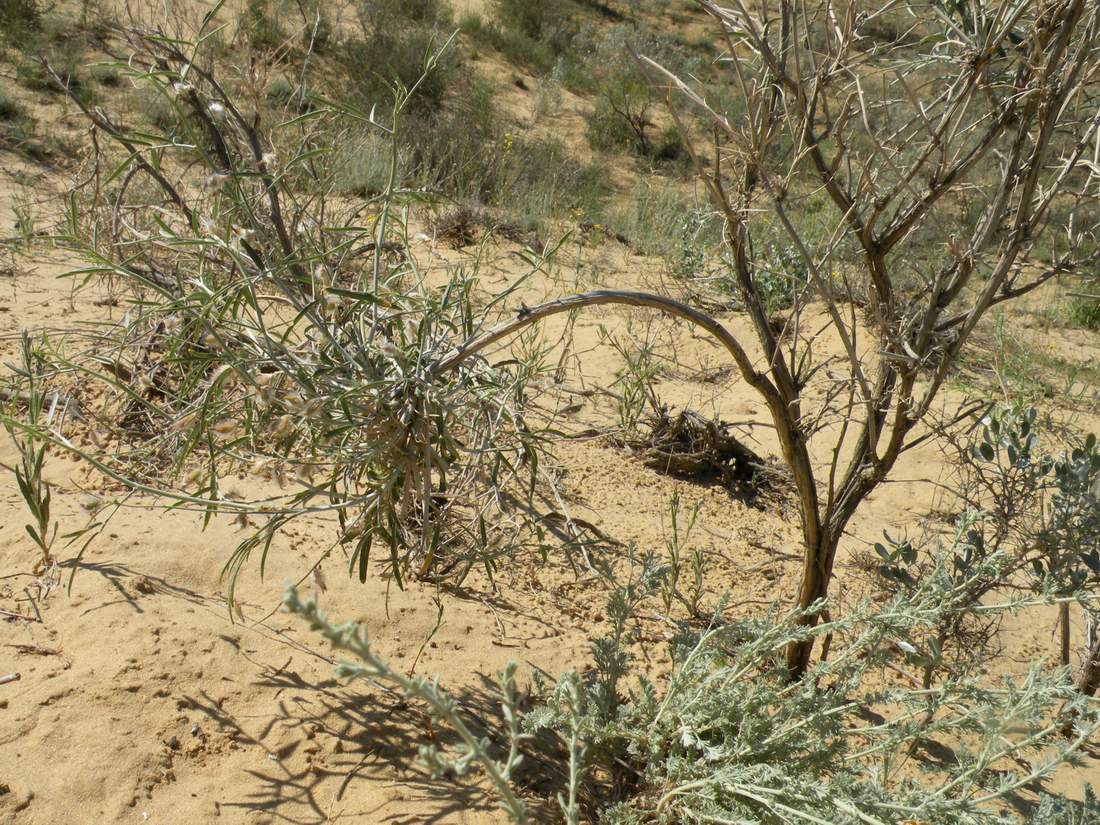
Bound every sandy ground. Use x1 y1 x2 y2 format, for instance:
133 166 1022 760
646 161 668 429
3 9 1100 823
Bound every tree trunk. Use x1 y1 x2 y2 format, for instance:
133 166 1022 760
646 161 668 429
784 529 840 678
1061 601 1071 668
1078 614 1100 697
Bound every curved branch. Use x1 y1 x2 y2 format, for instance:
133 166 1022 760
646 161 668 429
430 290 770 395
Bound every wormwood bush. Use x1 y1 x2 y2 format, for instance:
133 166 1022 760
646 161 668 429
289 551 1100 824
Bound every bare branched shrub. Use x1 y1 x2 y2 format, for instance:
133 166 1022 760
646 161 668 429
631 0 1100 676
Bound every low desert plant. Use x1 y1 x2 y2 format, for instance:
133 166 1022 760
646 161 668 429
337 0 456 113
0 92 24 121
528 553 1100 823
2 338 57 570
603 184 711 258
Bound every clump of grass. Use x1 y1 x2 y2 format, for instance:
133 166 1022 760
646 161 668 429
0 92 24 122
0 96 71 166
508 136 612 228
603 183 713 258
88 63 120 87
265 76 314 113
335 77 608 231
333 132 406 197
16 50 98 106
1066 293 1100 330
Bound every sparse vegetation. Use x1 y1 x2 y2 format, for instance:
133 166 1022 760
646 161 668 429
1068 293 1100 331
4 0 1100 822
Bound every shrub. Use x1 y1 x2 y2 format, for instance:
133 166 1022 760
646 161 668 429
240 0 287 52
0 0 39 42
7 22 549 599
584 100 639 153
289 552 1100 825
88 63 120 87
526 554 1100 823
337 21 457 113
397 80 609 227
333 132 406 197
584 26 698 159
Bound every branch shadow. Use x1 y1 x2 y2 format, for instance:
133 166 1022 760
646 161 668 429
179 656 563 823
60 558 214 615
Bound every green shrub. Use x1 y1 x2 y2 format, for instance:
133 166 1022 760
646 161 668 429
140 87 182 133
457 10 483 34
15 55 56 92
581 26 699 161
12 22 546 597
524 550 1100 825
358 0 449 27
266 77 314 113
652 125 686 164
338 20 457 113
291 551 1100 825
333 133 405 197
755 237 811 313
241 0 287 51
0 0 39 42
585 99 639 152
